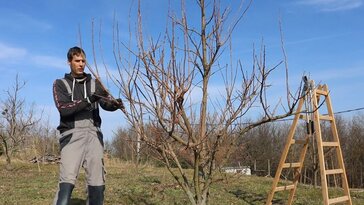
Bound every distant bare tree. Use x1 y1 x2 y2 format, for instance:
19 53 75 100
0 75 40 168
111 127 138 162
31 119 59 158
234 122 290 176
344 114 364 188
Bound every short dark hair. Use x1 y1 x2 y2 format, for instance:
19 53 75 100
67 46 86 61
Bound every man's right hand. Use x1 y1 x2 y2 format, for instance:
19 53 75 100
113 98 125 110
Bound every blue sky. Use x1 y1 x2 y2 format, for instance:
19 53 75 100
0 0 363 140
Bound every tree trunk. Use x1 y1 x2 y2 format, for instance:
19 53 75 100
314 169 319 188
361 164 363 188
197 188 209 205
5 149 13 170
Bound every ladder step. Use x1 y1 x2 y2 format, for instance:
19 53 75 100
325 169 344 175
275 184 295 192
322 142 339 147
328 196 350 204
282 163 301 168
291 139 307 145
320 115 333 121
316 89 328 96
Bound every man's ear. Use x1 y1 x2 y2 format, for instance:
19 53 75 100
67 60 71 65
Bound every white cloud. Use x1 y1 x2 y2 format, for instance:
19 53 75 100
0 42 68 71
284 33 350 46
30 55 68 70
0 43 27 60
298 0 363 11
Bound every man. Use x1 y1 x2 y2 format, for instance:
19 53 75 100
52 46 123 205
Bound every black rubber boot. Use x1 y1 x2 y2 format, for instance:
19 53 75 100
88 185 105 205
56 183 74 205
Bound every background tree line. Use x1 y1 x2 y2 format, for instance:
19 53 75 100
109 113 364 189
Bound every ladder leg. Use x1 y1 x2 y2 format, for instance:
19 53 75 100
265 97 305 205
287 136 310 204
323 86 352 205
312 88 330 205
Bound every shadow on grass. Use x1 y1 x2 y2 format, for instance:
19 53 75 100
70 198 86 205
230 189 285 205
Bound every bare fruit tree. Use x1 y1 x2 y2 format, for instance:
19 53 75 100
88 0 303 204
0 75 39 168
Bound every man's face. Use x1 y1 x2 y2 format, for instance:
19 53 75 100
68 54 86 77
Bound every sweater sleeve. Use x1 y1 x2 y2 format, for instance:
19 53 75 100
93 80 119 112
53 79 91 117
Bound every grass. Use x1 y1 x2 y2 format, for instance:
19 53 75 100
0 159 363 205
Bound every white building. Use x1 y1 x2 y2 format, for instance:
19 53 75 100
223 166 251 175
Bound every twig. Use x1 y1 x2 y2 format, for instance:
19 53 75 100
85 62 126 114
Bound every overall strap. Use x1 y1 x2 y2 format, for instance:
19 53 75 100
90 78 96 94
60 78 72 96
89 78 98 108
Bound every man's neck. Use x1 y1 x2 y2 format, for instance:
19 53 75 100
71 72 85 79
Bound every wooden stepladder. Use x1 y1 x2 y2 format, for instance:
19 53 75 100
265 78 352 205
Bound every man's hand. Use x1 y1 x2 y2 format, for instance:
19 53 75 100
113 98 125 110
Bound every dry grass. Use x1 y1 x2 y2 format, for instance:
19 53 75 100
0 158 363 204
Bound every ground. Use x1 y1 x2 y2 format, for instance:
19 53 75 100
0 158 363 205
